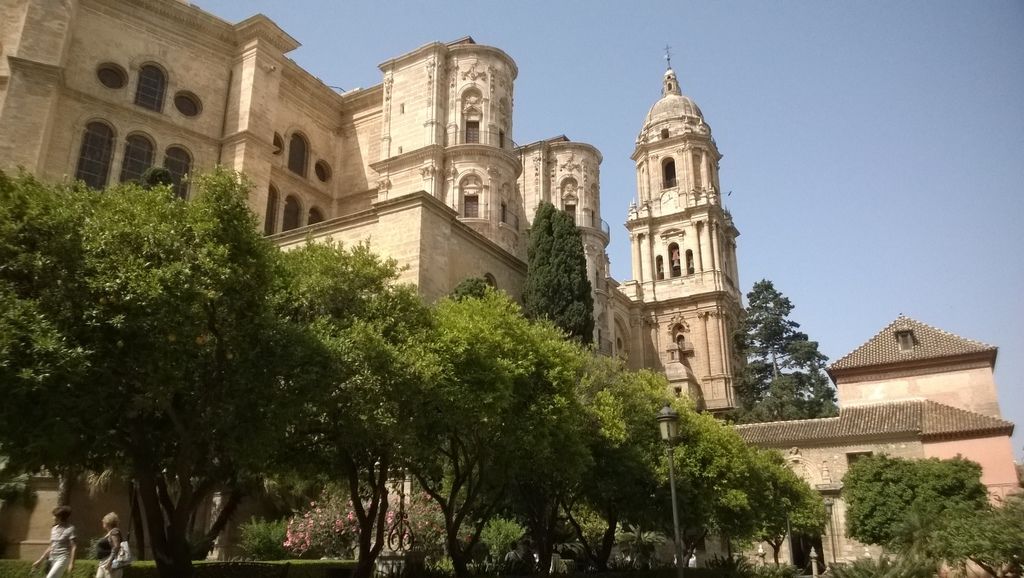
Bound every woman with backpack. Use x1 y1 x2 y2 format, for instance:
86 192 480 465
31 506 77 577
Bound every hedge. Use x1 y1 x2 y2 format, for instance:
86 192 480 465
0 559 356 578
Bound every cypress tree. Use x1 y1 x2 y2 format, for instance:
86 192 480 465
523 201 594 344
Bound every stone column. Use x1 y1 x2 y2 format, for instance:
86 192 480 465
631 233 643 282
697 221 708 272
709 220 719 271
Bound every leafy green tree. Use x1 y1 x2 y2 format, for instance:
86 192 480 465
750 450 826 565
450 276 491 300
0 170 312 577
523 201 594 344
733 279 837 423
276 242 431 578
405 289 589 578
843 455 988 548
563 356 667 570
668 403 767 557
480 516 526 563
931 495 1024 577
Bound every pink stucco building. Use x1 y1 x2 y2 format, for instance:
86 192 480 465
736 315 1019 566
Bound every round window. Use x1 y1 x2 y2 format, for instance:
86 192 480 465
314 160 332 183
96 63 127 89
173 91 202 117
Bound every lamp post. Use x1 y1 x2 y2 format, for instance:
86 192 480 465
657 404 685 578
823 497 838 565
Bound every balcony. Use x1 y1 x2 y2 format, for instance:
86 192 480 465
448 128 519 152
579 213 611 240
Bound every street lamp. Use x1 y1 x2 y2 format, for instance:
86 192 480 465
823 497 838 565
657 404 685 578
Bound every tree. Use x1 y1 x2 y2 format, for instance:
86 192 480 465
0 170 312 577
843 455 988 548
450 276 491 301
668 403 769 557
750 450 826 565
563 356 667 570
275 241 431 578
732 279 837 423
931 494 1024 577
405 289 589 578
523 201 594 344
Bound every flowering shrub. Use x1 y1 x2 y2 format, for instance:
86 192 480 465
404 491 447 557
284 488 359 558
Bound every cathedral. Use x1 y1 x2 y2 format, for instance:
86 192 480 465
0 0 1015 568
0 0 743 412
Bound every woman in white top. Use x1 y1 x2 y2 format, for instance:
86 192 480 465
31 505 76 577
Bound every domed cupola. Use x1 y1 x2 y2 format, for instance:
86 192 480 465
638 68 708 145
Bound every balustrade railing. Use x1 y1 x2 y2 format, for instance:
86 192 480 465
447 129 519 151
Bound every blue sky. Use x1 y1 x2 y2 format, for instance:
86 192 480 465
197 0 1024 455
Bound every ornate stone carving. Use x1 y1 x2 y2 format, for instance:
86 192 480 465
487 166 501 178
383 73 393 102
461 62 486 81
559 153 582 173
462 93 481 114
425 58 436 106
377 178 391 191
420 165 436 180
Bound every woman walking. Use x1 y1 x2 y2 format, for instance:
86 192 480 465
95 512 123 578
31 506 76 577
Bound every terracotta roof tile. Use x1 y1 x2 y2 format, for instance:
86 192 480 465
829 315 996 372
734 399 1013 446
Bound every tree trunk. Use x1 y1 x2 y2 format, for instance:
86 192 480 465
446 526 471 578
770 539 782 566
530 498 559 578
596 512 617 571
137 472 200 578
190 490 244 560
129 481 146 561
56 471 73 507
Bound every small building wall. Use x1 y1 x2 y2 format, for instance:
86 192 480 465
836 363 1002 418
923 435 1021 501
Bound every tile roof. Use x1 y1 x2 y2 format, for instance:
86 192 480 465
734 399 1013 446
829 315 996 372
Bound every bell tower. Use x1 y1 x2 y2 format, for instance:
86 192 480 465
621 65 743 411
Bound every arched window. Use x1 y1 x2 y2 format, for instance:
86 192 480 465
308 207 324 225
134 64 166 112
282 195 301 231
685 249 695 275
460 175 481 218
655 255 665 280
668 242 682 277
288 133 308 176
119 133 155 183
461 88 482 144
483 273 497 287
75 122 114 189
264 185 279 235
500 201 508 224
662 158 677 189
163 146 191 199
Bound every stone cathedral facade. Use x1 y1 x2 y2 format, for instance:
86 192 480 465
3 0 1018 568
0 0 743 414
